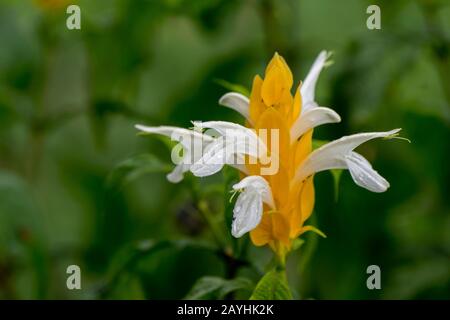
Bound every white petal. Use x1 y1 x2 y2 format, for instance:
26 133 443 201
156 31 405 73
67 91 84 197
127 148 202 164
194 120 253 137
345 152 389 192
197 121 266 155
219 92 251 122
290 107 341 141
190 137 230 177
232 175 275 208
135 124 213 183
190 121 267 177
295 129 400 190
301 51 330 111
166 163 187 183
135 124 213 149
232 191 262 238
190 136 259 177
231 176 275 238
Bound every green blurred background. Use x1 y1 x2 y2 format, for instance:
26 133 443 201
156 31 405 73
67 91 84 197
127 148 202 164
0 0 449 299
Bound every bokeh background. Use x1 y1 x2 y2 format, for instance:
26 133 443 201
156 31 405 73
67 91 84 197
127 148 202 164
0 0 449 299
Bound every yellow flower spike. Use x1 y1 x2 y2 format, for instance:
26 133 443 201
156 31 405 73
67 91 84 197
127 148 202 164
247 53 314 251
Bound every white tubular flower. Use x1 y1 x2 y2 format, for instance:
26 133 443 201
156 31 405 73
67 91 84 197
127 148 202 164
231 176 275 238
290 107 341 141
135 124 213 183
290 51 340 141
190 121 267 177
300 50 331 112
219 92 251 123
295 129 401 192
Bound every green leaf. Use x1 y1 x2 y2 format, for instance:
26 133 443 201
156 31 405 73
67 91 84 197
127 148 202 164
214 79 250 97
0 171 48 299
107 154 172 189
250 268 292 300
185 276 253 300
99 239 218 298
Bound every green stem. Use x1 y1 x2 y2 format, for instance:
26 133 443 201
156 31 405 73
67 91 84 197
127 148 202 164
197 200 227 249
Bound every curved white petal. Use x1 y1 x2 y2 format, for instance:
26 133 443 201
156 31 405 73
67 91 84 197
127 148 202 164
219 92 251 122
189 137 230 177
301 51 330 111
197 121 266 155
345 152 389 192
135 124 214 148
290 107 341 141
190 135 260 177
231 176 274 238
166 163 187 183
190 121 268 177
295 129 400 191
194 120 253 137
135 124 213 183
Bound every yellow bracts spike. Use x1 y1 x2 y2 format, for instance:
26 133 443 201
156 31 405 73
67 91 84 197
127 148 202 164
245 53 315 257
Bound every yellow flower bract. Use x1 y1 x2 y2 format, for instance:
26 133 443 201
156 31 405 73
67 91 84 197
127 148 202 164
246 53 315 258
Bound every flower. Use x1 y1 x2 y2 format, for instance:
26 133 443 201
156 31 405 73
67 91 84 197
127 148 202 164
135 51 401 260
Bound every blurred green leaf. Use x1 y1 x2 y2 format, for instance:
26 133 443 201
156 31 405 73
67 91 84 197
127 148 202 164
99 239 218 298
250 268 292 300
0 171 48 299
185 276 253 299
107 154 172 189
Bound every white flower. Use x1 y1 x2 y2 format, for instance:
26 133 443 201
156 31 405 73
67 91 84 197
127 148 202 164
300 50 331 112
231 176 275 238
219 93 251 123
290 107 341 141
134 125 214 183
290 51 340 141
295 129 400 192
189 121 267 177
